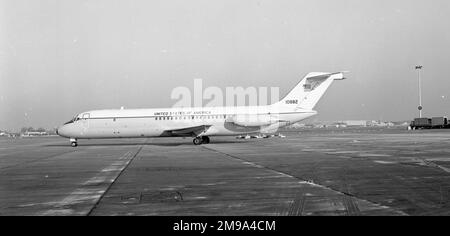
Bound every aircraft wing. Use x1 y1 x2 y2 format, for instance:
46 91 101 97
163 125 211 137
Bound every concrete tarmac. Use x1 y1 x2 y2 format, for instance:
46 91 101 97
1 128 449 215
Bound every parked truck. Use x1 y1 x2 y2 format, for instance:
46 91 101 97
431 117 448 128
410 116 449 129
413 118 432 128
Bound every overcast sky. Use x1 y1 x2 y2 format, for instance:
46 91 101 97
1 0 450 131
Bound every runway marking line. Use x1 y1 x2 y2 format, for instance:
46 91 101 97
202 145 408 216
38 146 143 216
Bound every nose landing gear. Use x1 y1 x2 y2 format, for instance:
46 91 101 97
193 136 210 145
70 138 78 147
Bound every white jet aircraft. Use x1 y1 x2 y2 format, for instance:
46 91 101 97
57 72 346 146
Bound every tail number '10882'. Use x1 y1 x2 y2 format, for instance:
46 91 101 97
285 100 298 104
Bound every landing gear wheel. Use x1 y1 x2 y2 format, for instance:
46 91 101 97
193 137 203 145
201 136 210 144
70 138 78 147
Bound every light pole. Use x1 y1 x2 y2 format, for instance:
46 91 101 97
415 65 423 118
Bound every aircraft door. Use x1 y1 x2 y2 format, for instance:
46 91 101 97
81 113 90 133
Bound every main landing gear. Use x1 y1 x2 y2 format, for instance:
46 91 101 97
70 138 78 147
193 136 210 145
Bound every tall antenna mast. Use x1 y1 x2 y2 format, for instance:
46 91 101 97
415 65 423 118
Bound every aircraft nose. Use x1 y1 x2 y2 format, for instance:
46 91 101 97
56 125 68 138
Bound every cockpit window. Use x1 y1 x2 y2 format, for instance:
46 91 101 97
64 114 80 125
64 119 74 125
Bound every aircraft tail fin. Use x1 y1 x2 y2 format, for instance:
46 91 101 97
273 72 347 110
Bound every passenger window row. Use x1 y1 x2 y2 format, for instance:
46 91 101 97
155 115 228 121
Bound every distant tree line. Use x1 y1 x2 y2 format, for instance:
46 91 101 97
21 127 47 133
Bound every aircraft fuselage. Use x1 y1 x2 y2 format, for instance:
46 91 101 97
57 106 316 139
